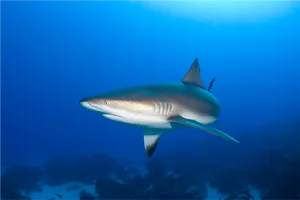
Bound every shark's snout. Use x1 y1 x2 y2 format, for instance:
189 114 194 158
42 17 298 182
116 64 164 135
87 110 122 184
80 98 97 111
79 98 88 107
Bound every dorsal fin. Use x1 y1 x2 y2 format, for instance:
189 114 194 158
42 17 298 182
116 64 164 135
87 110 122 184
182 58 206 89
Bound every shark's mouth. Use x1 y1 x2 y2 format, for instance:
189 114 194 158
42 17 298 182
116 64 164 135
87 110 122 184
102 114 129 123
84 102 127 120
88 103 101 111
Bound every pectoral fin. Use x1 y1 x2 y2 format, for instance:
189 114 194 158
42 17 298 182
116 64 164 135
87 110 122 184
168 116 239 143
143 130 163 157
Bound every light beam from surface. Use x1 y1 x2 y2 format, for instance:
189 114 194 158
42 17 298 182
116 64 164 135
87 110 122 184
131 0 300 21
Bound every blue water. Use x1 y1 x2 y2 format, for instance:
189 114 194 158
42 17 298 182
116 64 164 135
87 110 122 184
1 1 300 199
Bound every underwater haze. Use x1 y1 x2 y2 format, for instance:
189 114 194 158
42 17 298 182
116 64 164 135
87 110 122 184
1 1 300 200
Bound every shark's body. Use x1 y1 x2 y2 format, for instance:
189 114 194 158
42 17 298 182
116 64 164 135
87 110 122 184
80 58 238 157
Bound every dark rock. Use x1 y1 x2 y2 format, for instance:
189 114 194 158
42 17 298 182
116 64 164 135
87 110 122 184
35 187 43 192
209 166 249 195
44 153 125 185
95 178 135 199
65 184 81 190
79 189 89 196
1 165 44 200
54 193 63 199
79 190 95 200
221 188 254 200
80 195 96 200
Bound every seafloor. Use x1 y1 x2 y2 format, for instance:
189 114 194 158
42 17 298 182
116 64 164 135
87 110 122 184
1 143 299 200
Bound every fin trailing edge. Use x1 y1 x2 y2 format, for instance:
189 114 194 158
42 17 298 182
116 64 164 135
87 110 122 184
143 130 164 157
168 116 239 143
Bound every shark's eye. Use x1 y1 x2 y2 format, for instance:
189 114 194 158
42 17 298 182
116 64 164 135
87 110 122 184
104 100 108 105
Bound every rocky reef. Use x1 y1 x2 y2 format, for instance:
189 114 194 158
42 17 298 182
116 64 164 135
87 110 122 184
1 146 299 200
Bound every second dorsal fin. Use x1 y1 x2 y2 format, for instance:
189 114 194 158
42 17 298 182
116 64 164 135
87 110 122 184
208 77 216 92
182 58 206 90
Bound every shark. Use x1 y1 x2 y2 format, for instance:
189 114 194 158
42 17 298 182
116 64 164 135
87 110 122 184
80 58 239 157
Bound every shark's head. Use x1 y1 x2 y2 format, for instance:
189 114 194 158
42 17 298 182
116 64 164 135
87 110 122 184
80 97 111 113
80 91 156 122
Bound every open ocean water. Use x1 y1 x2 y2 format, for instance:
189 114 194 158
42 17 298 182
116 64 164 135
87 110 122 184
1 1 300 200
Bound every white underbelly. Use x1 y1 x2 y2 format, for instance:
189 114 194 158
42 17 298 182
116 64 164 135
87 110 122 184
181 111 217 125
102 114 172 129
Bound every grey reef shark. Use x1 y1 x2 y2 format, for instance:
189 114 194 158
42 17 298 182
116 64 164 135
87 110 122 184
80 58 239 157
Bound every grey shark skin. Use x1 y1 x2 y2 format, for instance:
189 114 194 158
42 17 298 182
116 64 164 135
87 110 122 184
80 58 239 157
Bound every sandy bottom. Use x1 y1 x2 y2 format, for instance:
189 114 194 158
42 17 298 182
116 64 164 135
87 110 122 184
25 182 96 200
206 185 261 200
24 181 261 200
